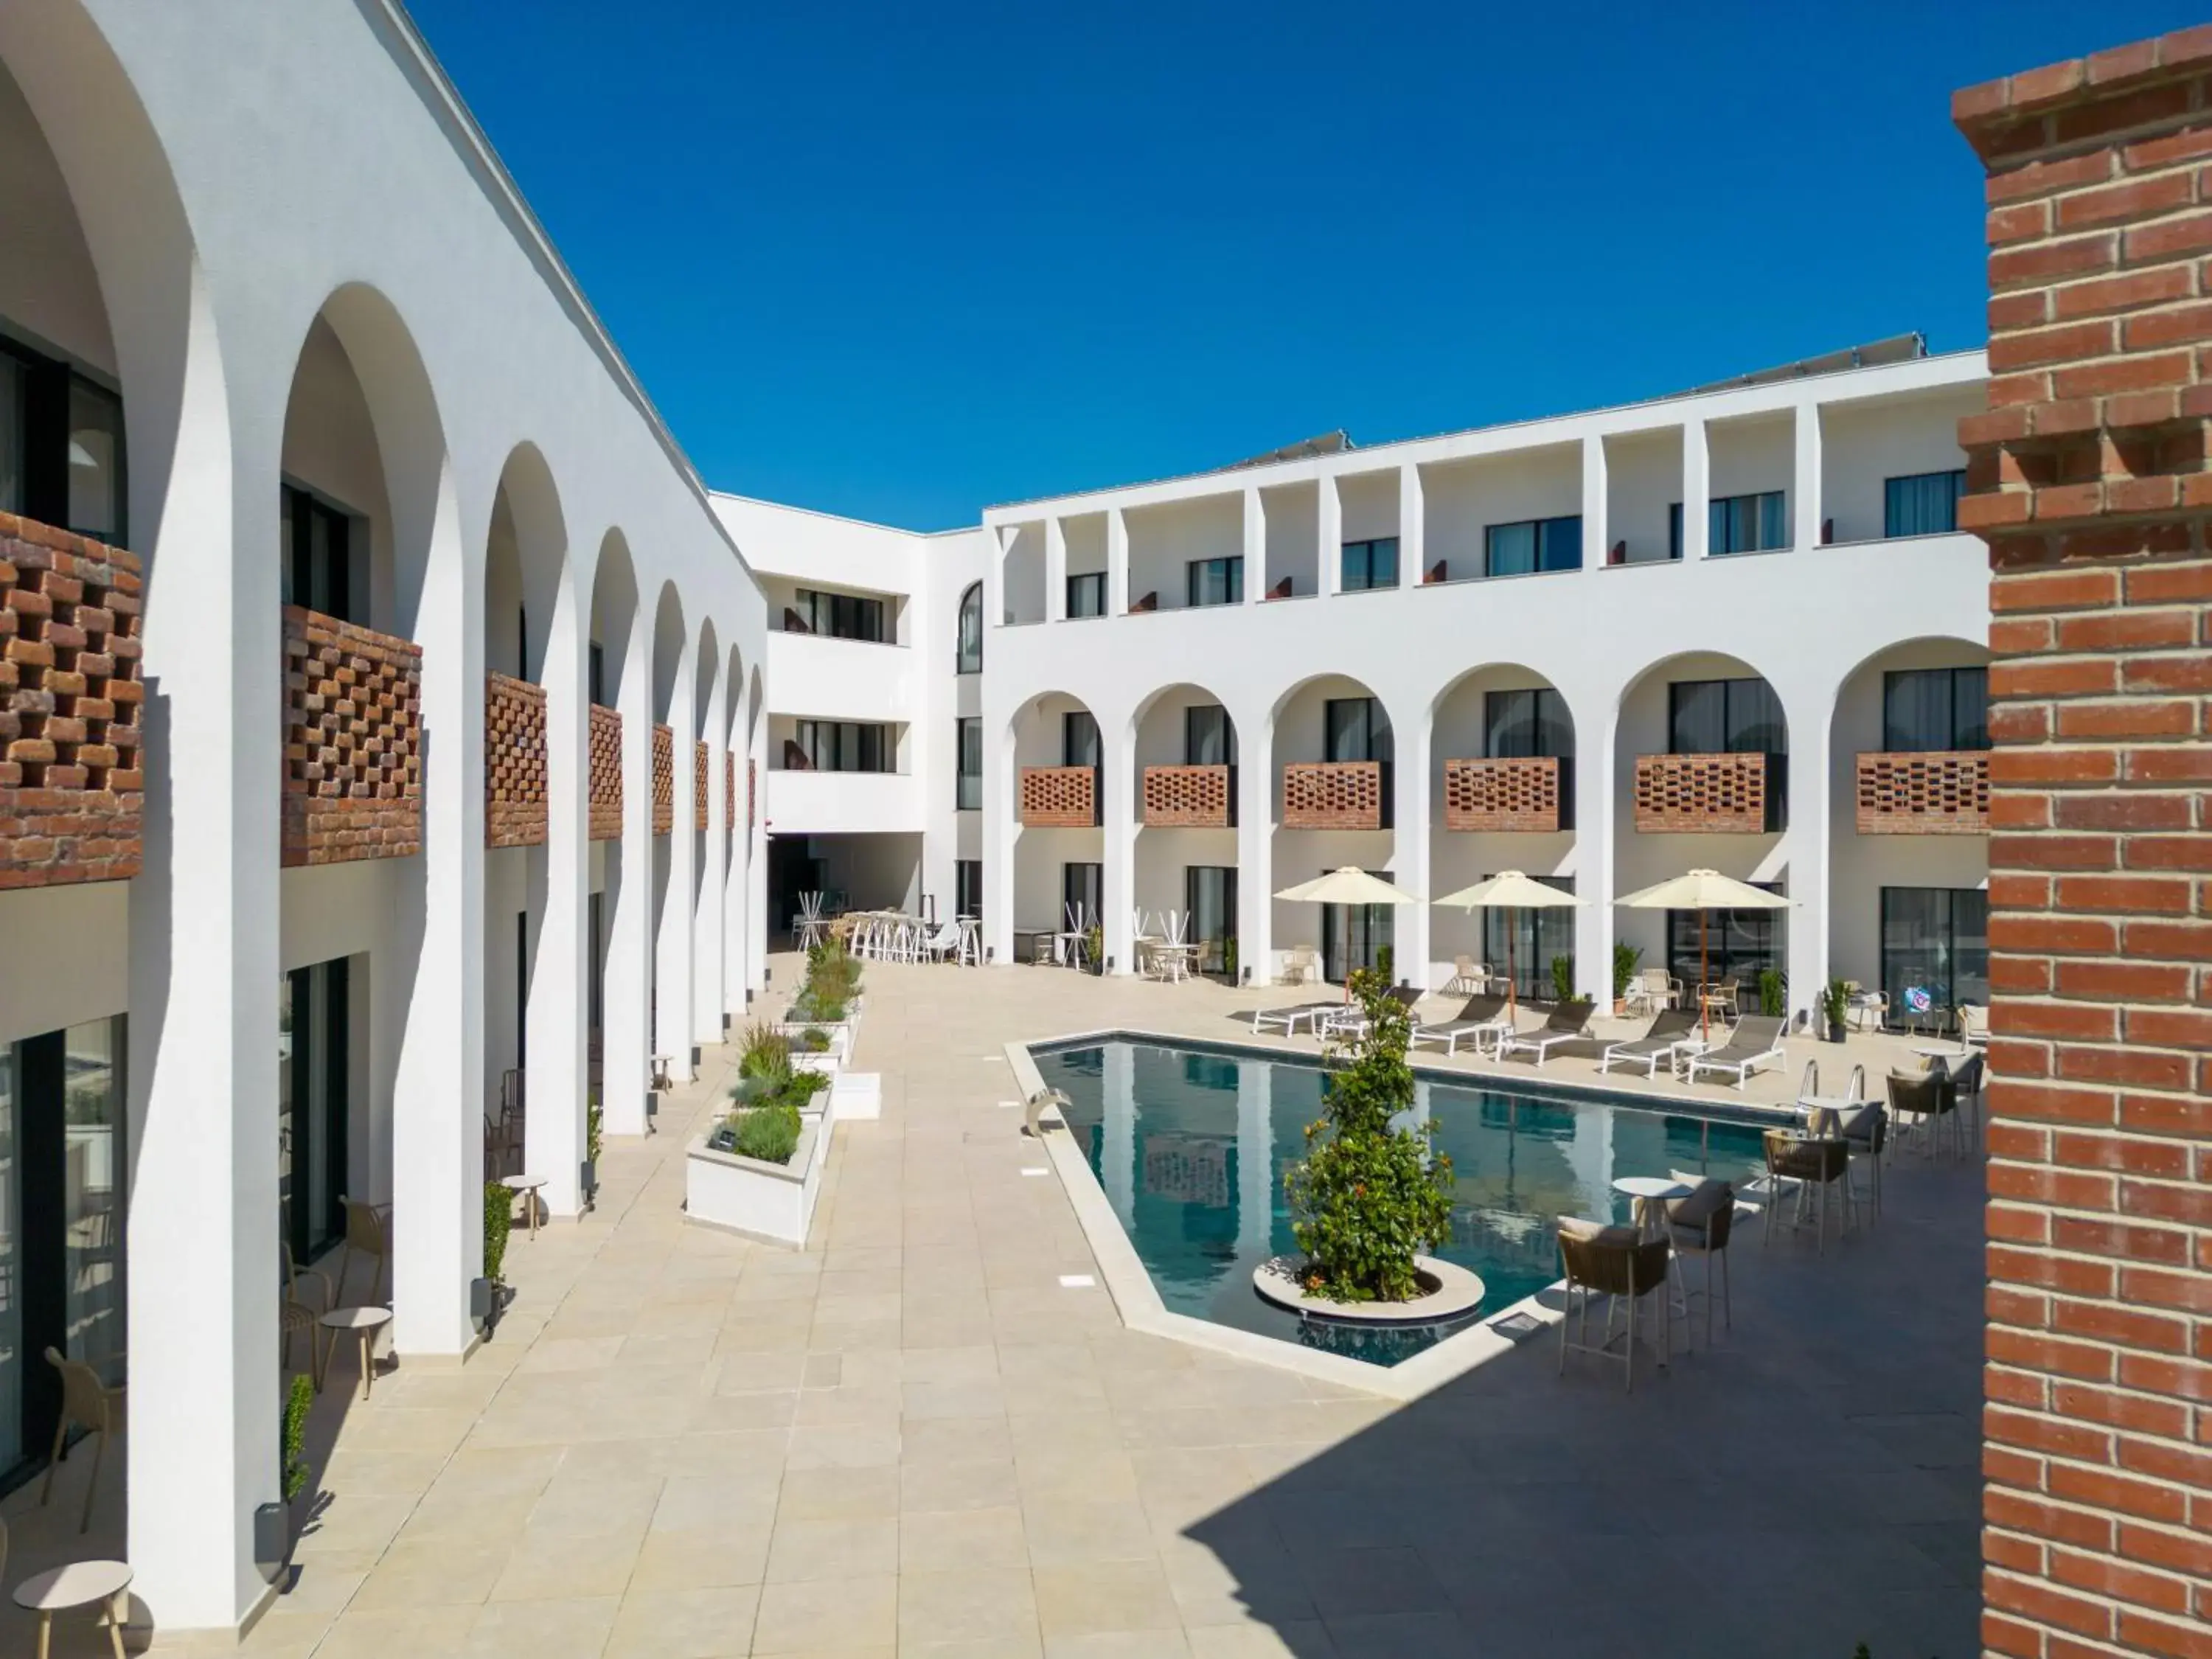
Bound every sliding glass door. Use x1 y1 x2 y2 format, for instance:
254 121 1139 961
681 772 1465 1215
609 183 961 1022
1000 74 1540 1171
280 959 350 1268
1881 888 1989 1026
1320 869 1394 984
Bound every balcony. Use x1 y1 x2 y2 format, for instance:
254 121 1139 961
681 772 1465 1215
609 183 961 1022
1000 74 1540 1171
588 704 621 841
1142 764 1234 828
485 672 546 849
1855 751 1989 835
1020 765 1099 828
651 723 673 835
1442 757 1565 832
1632 752 1781 835
0 516 144 888
281 606 422 867
1282 761 1388 831
764 766 922 835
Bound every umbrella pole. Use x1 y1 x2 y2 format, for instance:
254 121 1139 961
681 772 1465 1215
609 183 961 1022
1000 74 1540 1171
1699 910 1711 1045
1506 906 1517 1025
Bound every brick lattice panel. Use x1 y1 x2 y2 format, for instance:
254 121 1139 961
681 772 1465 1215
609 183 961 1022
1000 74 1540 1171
1281 762 1382 830
1018 765 1098 828
748 757 755 829
650 723 673 836
280 606 421 867
1141 764 1231 827
1853 750 1990 835
588 704 622 842
694 740 709 832
725 751 736 837
484 672 547 849
1956 35 2212 1659
1441 757 1561 832
0 515 142 888
1630 752 1767 833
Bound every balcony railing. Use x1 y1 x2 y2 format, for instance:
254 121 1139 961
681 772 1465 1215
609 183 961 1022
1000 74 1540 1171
1632 751 1782 834
725 751 736 835
281 606 422 867
694 740 709 831
0 516 144 888
1855 751 1989 835
485 672 546 849
651 723 673 835
1282 761 1389 830
1020 765 1099 827
588 704 622 841
1441 757 1565 832
1143 764 1234 828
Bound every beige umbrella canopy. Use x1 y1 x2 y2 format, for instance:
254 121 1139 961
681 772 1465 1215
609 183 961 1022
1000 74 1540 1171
1274 867 1420 991
1433 871 1586 1020
1613 868 1794 1040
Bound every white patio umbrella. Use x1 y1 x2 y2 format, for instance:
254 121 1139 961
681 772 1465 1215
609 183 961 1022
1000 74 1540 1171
1613 868 1794 1042
1273 867 1421 995
1432 871 1587 1023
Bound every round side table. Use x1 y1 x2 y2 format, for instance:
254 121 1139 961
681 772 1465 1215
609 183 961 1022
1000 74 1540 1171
14 1559 132 1659
501 1174 548 1241
316 1305 393 1400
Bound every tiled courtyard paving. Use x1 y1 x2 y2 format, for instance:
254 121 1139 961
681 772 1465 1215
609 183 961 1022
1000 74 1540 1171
25 956 1979 1656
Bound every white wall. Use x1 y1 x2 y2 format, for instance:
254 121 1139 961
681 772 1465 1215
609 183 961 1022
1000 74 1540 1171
1125 493 1239 610
0 60 114 374
1708 408 1795 509
1262 479 1318 597
1821 386 1978 546
1422 442 1581 579
1604 426 1683 566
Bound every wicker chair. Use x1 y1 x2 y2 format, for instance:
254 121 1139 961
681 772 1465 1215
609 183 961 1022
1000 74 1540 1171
1888 1067 1964 1163
1663 1176 1736 1342
1556 1217 1674 1391
335 1195 392 1305
1761 1128 1855 1254
40 1349 123 1534
282 1243 333 1373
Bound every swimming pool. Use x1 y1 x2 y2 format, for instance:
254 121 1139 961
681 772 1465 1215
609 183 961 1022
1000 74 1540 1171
1032 1037 1773 1366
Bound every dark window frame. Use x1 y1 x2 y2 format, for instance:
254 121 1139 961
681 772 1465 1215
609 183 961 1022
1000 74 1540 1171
1185 555 1244 608
0 331 127 548
1065 571 1107 619
1483 515 1583 577
793 585 886 643
1882 667 1989 752
956 582 983 674
955 716 981 810
1883 470 1966 539
792 719 891 774
1340 537 1399 592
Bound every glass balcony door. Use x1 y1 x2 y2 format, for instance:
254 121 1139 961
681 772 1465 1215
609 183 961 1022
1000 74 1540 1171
280 959 351 1268
1321 869 1394 984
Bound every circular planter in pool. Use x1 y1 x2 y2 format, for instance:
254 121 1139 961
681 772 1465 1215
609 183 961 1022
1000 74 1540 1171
1252 1255 1486 1326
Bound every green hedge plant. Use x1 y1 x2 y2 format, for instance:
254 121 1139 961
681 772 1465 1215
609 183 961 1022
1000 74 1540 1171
483 1181 512 1287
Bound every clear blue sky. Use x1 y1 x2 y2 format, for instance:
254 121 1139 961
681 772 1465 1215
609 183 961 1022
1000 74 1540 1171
408 1 2200 531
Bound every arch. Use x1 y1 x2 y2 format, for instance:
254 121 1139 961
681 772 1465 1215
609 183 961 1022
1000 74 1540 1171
650 579 686 724
588 529 640 704
484 441 568 681
1009 689 1103 945
1268 671 1398 984
1129 681 1241 971
956 579 984 673
693 616 722 739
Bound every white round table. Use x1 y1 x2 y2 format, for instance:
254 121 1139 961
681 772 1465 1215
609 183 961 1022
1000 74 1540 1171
1612 1175 1694 1239
14 1559 132 1659
317 1305 392 1400
501 1173 548 1240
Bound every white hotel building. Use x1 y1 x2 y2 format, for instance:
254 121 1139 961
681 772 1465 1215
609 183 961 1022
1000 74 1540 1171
0 0 1990 1637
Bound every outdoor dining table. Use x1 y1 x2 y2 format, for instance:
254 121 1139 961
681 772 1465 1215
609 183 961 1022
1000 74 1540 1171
1611 1175 1696 1335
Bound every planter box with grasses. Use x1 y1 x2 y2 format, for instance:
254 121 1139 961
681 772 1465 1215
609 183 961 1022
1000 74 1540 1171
685 1110 830 1247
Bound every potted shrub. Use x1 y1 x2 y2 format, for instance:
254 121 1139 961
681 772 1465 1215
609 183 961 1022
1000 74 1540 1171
581 1099 602 1208
1222 936 1239 982
689 1061 833 1245
1758 967 1786 1019
1549 953 1576 1009
1281 970 1454 1304
1611 942 1642 1015
1821 978 1850 1043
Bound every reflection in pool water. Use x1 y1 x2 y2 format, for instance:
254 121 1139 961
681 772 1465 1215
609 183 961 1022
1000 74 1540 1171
1033 1040 1771 1366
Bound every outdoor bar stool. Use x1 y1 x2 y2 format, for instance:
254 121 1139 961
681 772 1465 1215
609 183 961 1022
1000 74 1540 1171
1760 1128 1856 1254
1888 1067 1964 1163
1663 1175 1736 1343
1556 1217 1674 1392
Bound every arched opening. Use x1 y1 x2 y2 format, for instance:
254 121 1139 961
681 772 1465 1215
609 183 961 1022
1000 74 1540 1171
1430 664 1576 1001
1131 682 1239 977
956 580 983 674
649 581 692 1078
1010 690 1103 961
1270 673 1396 984
587 532 641 1125
1613 650 1790 1001
1829 636 1991 1024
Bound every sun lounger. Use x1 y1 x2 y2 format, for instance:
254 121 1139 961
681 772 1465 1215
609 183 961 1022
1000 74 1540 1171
1411 993 1511 1056
1249 1001 1338 1036
1498 1000 1596 1067
1597 1008 1700 1076
1316 984 1427 1041
1684 1015 1788 1088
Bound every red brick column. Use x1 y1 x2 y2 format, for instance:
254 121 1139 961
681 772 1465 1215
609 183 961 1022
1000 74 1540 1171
1955 32 2212 1659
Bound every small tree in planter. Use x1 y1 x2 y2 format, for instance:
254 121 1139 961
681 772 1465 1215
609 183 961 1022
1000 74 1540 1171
1282 970 1454 1303
1611 942 1642 1013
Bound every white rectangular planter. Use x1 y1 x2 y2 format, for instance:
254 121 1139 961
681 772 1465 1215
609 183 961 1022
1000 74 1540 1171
686 1101 833 1248
830 1071 881 1121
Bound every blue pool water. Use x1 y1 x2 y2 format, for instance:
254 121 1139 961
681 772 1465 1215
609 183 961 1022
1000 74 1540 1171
1032 1038 1773 1366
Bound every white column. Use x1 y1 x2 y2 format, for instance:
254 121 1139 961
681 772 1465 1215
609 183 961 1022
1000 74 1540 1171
127 384 279 1630
1236 1059 1273 1262
1241 486 1263 605
1101 721 1137 975
528 575 587 1216
656 665 698 1083
723 742 748 1022
1398 463 1424 586
1236 713 1272 985
695 734 726 1048
1045 517 1068 622
1392 713 1430 988
1783 691 1829 1028
748 717 768 993
1684 419 1711 561
1318 473 1342 597
602 611 653 1136
1106 508 1129 616
1795 400 1824 549
983 710 1017 965
1571 712 1617 1008
1582 434 1608 569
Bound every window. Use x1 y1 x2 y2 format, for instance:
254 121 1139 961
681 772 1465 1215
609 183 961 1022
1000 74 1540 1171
1881 887 1989 1023
1883 667 1989 752
1065 571 1106 618
1484 515 1582 577
1185 867 1238 970
1484 688 1573 759
1340 537 1399 591
1669 491 1789 558
1668 883 1786 994
1321 868 1394 984
1062 862 1102 930
955 717 981 810
281 483 355 622
1885 470 1966 538
955 860 983 922
1062 710 1101 768
791 587 886 643
1324 698 1392 764
1184 705 1237 767
588 641 605 707
790 720 889 773
1186 555 1243 608
0 334 125 546
1483 874 1576 1001
956 582 983 674
1668 678 1786 755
